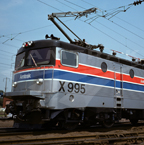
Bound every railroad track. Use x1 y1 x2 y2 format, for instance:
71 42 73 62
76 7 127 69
0 130 144 145
0 122 144 145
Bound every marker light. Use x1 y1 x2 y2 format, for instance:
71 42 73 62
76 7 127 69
22 41 33 48
12 82 17 87
36 79 43 85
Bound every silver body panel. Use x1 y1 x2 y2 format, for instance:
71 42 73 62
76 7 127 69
6 46 144 110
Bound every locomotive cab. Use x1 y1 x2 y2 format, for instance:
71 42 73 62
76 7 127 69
5 40 58 125
12 40 56 94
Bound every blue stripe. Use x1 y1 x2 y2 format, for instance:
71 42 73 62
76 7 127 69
54 70 114 87
124 82 144 92
14 69 144 92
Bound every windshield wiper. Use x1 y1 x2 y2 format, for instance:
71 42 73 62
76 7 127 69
30 54 37 67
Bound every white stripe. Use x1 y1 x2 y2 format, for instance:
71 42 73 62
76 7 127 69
123 88 144 93
54 68 114 81
15 78 144 93
53 79 144 93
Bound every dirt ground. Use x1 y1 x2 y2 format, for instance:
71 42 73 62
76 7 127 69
0 120 14 128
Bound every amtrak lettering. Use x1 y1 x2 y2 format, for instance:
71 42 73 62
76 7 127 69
20 73 31 79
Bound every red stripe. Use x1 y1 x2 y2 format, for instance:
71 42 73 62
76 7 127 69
55 60 114 79
55 60 144 85
14 59 144 85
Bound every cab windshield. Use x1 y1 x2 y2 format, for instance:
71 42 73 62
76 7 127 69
15 52 25 70
26 48 51 66
15 48 51 69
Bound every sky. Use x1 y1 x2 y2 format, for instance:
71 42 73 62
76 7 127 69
0 0 144 92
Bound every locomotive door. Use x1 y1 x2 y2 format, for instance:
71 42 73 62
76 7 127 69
114 63 123 108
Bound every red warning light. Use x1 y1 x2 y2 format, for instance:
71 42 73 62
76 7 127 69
25 43 28 47
22 41 33 48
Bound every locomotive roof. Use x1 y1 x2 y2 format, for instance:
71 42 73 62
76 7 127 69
18 39 144 70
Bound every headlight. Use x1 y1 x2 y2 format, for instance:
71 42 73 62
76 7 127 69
12 82 17 87
36 79 43 85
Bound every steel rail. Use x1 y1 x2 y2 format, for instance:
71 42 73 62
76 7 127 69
0 131 144 145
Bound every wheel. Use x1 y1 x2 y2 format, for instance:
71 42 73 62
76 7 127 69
64 122 78 130
130 119 138 126
101 120 114 128
56 121 64 129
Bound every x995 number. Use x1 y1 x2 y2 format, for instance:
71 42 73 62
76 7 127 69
59 81 85 94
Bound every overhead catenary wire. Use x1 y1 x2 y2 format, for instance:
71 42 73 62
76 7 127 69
37 0 144 58
0 52 14 57
0 63 12 67
56 0 77 11
61 1 144 57
106 18 144 40
0 25 53 40
81 0 144 40
37 0 62 12
56 0 144 49
87 22 144 58
0 42 19 48
64 0 85 9
1 0 143 62
94 20 144 49
2 0 142 46
0 49 15 55
0 56 13 61
115 16 144 33
0 67 13 70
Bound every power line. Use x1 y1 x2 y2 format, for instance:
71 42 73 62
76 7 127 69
0 52 15 57
0 67 13 70
0 25 53 39
81 0 144 40
115 16 144 33
0 49 15 55
56 0 77 11
86 22 144 58
64 0 85 9
0 56 13 61
37 0 62 11
0 63 11 67
94 20 144 49
39 0 144 58
107 18 144 40
0 42 19 48
56 1 144 49
80 0 101 10
0 0 86 43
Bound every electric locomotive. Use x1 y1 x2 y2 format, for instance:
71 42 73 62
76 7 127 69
5 9 144 129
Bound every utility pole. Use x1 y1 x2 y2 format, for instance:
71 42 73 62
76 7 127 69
3 77 10 94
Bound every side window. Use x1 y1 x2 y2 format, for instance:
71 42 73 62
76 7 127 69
129 69 134 78
61 50 78 68
101 62 107 73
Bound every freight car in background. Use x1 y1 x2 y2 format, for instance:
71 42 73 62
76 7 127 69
4 8 144 130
